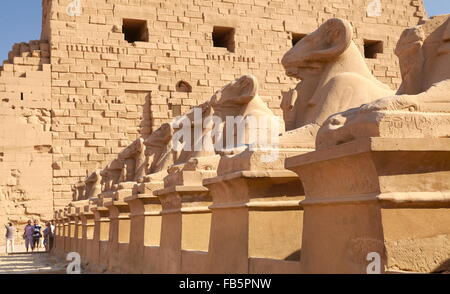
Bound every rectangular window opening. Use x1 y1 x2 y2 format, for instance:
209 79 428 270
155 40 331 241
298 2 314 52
364 39 383 59
123 19 149 43
292 33 306 47
213 26 235 53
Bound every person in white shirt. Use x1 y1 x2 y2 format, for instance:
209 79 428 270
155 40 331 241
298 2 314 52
4 222 15 254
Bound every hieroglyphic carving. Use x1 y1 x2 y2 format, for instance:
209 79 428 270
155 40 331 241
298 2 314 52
382 116 431 131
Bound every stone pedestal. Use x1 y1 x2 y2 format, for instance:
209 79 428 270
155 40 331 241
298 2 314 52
71 200 89 256
100 186 134 203
53 210 65 257
124 182 163 274
154 184 211 274
73 209 83 256
66 207 77 254
90 204 110 271
203 150 305 274
61 210 70 256
78 204 95 263
153 156 219 273
286 137 450 273
136 181 165 274
103 199 131 273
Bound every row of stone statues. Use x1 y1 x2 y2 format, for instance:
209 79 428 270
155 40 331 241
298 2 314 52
73 18 397 200
62 15 450 273
73 73 286 200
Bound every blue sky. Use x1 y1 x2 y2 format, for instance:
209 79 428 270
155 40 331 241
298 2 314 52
0 1 449 61
425 0 450 17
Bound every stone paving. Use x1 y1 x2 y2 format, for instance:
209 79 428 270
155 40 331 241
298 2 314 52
0 253 67 274
0 244 66 274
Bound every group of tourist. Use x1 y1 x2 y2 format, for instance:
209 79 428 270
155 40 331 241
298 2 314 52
4 220 55 254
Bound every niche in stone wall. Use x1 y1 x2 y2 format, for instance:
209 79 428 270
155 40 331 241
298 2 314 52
176 80 192 93
213 26 235 53
123 19 149 43
169 103 182 117
125 90 152 137
291 33 306 47
364 39 383 59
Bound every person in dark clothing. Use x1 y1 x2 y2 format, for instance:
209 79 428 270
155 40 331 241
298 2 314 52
32 220 42 251
43 222 53 252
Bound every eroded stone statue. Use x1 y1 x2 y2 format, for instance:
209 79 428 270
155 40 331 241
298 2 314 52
117 138 146 183
92 139 146 197
95 124 175 195
162 99 222 188
317 15 450 149
173 101 216 165
72 181 85 201
210 74 284 152
280 18 393 147
85 170 102 199
100 159 124 192
142 123 176 182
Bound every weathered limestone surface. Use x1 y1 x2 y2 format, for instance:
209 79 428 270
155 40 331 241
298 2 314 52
286 137 450 273
0 40 52 228
123 193 161 274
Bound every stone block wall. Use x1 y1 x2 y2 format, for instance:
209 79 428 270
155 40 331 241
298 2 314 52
0 40 53 228
47 0 425 210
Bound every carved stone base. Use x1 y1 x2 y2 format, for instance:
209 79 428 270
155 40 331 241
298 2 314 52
203 149 305 274
88 205 110 272
66 207 78 254
286 137 450 273
123 193 162 274
78 204 95 268
103 199 131 273
153 185 212 274
75 204 92 259
150 155 219 273
68 200 89 256
134 180 164 195
318 111 450 150
54 209 68 257
217 148 309 175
